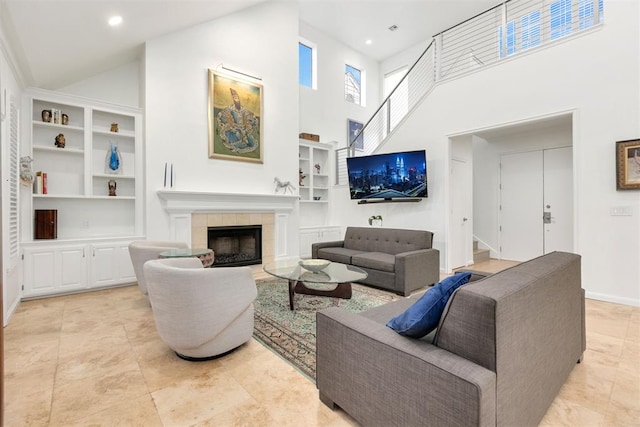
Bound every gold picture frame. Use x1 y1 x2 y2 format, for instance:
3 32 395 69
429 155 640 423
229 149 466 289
616 139 640 190
208 70 263 163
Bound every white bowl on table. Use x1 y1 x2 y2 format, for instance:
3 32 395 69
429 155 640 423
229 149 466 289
298 259 331 273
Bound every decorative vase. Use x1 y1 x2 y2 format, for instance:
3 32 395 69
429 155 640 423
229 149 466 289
41 109 51 122
105 142 123 174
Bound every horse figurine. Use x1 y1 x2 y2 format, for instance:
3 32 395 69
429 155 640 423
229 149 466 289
274 177 295 194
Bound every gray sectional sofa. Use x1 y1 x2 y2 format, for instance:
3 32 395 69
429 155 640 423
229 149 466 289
316 251 585 427
311 226 440 296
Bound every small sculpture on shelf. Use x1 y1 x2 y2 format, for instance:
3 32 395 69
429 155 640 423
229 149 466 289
108 179 117 196
41 109 51 123
62 113 69 125
314 163 321 174
299 168 306 186
110 122 119 133
54 133 66 148
20 156 34 186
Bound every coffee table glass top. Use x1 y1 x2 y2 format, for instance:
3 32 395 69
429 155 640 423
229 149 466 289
263 259 367 283
159 248 212 258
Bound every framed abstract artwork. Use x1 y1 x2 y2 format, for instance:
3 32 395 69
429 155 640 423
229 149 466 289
616 139 640 190
208 70 263 163
347 119 364 150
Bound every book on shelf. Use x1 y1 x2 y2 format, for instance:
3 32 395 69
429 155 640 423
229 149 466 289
33 171 46 194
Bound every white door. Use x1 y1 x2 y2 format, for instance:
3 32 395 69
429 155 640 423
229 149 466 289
500 147 573 261
450 158 472 269
500 151 544 261
543 147 573 253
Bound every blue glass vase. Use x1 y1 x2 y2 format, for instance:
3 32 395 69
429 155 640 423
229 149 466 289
105 142 123 174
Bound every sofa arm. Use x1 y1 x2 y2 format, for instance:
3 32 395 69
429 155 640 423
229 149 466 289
395 248 440 294
311 240 344 259
317 307 496 427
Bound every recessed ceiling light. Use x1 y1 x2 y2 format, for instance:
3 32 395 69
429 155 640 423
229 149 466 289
365 39 373 45
108 15 123 26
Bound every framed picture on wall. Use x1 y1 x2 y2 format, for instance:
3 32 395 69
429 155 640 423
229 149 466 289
208 70 263 163
347 119 364 151
616 139 640 190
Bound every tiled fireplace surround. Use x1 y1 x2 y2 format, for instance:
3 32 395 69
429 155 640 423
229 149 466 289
157 191 298 266
191 212 275 266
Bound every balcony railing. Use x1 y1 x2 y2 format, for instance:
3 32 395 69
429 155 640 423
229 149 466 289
336 0 603 185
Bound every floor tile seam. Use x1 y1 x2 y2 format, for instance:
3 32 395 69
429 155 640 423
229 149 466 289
49 389 156 426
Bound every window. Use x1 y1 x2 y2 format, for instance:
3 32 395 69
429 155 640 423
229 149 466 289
498 20 517 58
579 0 604 29
345 64 362 105
299 39 317 89
550 0 572 40
521 10 541 50
384 67 408 132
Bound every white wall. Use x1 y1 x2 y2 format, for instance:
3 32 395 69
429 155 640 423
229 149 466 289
298 21 381 146
144 2 301 255
332 1 640 306
58 61 141 108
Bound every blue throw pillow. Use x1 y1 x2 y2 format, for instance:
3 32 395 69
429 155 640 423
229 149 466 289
386 272 472 338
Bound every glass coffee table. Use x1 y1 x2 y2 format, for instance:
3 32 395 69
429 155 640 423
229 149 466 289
158 248 215 268
263 259 368 310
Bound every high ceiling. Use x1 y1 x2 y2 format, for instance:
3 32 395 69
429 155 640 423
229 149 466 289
1 0 496 90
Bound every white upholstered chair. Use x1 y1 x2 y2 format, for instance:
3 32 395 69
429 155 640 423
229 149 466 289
143 257 257 360
128 240 189 296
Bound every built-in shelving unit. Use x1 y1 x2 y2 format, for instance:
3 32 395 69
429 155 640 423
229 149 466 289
298 139 342 256
298 139 331 203
20 89 144 297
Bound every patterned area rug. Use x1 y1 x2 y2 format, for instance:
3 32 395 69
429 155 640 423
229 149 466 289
253 277 399 381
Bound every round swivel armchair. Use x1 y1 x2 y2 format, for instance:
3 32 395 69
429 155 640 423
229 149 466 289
143 257 257 360
128 240 188 296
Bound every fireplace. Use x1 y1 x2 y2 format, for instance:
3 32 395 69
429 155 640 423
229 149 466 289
208 225 262 267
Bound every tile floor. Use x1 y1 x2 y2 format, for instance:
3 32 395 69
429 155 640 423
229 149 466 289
4 261 640 426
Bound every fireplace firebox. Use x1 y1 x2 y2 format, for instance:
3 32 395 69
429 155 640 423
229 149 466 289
208 225 262 267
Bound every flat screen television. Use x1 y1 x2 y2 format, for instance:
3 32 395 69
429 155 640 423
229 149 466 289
346 150 428 200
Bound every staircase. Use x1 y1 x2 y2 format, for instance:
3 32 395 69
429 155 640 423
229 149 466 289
473 240 490 264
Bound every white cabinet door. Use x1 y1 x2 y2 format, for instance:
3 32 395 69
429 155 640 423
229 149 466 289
91 244 118 287
90 241 136 287
23 247 57 295
23 245 87 297
116 245 136 282
59 246 88 290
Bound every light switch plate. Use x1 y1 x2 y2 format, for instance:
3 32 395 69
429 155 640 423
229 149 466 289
610 206 633 216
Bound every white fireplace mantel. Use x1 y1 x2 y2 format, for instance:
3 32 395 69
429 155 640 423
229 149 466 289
157 190 298 259
157 190 299 213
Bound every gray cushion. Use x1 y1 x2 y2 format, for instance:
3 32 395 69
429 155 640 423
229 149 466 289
317 247 366 264
351 252 395 273
343 227 433 255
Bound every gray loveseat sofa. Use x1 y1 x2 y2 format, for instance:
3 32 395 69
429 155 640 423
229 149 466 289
311 227 439 296
316 251 585 427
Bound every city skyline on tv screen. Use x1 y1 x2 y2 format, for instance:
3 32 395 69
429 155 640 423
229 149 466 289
346 150 428 200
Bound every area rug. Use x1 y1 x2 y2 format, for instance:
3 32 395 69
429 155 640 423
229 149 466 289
253 278 399 381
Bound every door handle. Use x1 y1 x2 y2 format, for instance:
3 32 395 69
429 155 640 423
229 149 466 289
543 212 551 224
462 217 468 222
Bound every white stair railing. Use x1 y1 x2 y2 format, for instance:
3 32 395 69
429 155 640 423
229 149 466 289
336 0 603 186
